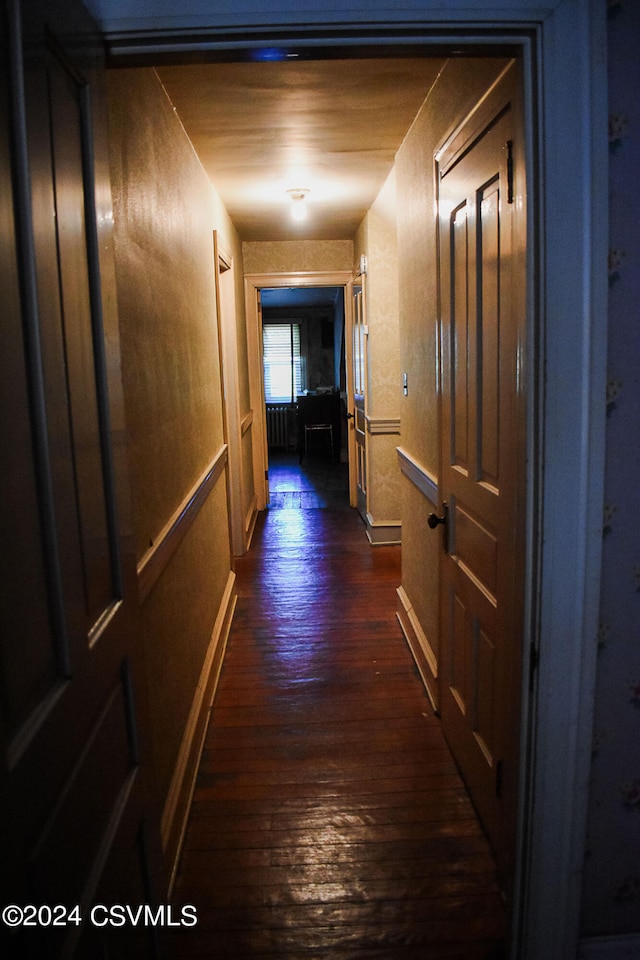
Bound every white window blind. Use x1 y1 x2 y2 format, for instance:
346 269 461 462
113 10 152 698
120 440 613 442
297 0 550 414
263 323 304 402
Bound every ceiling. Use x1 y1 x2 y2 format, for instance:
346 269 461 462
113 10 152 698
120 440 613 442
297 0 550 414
156 57 445 243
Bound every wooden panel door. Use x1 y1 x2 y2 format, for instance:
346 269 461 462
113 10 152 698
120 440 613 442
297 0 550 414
436 64 526 884
0 2 163 956
352 275 368 520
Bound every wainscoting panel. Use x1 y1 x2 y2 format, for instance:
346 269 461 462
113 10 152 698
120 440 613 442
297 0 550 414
137 445 228 602
163 570 237 891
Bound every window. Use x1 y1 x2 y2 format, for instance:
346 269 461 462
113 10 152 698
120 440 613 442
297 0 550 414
263 323 305 402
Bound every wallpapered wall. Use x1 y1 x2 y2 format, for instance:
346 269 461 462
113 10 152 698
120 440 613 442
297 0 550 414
354 171 403 528
107 68 234 842
581 0 640 937
242 239 353 275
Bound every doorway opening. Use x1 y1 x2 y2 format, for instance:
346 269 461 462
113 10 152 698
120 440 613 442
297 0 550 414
260 284 352 515
261 285 347 469
244 272 355 514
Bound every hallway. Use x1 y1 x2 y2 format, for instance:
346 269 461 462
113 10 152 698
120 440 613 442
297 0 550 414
169 455 506 959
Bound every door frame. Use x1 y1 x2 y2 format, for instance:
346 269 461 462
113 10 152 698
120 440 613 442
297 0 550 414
213 232 244 556
244 271 354 511
104 3 608 957
350 261 368 519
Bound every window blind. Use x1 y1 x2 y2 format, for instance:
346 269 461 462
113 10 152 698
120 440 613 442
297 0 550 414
263 323 303 402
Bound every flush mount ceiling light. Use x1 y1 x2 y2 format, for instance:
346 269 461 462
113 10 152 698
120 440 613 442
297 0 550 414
286 187 310 222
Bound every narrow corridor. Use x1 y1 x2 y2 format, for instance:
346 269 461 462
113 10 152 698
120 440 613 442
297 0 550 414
169 454 506 959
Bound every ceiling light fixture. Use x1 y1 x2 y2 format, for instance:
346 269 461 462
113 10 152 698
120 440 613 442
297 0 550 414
286 188 309 222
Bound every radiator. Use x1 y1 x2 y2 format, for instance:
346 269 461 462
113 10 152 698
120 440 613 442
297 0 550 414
266 404 290 449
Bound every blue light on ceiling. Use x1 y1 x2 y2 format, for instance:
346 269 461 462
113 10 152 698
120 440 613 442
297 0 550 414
251 47 294 62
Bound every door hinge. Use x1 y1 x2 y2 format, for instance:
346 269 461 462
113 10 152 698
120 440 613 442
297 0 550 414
505 139 514 204
495 759 503 799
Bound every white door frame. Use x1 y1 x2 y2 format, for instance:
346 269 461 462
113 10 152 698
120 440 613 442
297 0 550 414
244 271 354 511
103 3 608 957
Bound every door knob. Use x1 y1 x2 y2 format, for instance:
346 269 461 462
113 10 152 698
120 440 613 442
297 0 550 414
427 502 448 530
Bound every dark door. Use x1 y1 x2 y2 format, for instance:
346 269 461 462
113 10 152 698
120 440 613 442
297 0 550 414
1 2 163 956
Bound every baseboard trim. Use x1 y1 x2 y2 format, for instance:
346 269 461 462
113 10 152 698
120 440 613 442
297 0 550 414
163 570 237 894
365 513 401 545
396 585 438 711
578 934 640 959
137 445 228 602
244 493 258 550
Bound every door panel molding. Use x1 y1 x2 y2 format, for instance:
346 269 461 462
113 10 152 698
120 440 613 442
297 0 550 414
437 63 523 889
2 4 165 954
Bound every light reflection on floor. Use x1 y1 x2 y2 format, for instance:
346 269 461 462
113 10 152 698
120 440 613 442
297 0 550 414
171 446 507 959
267 450 349 513
261 450 353 682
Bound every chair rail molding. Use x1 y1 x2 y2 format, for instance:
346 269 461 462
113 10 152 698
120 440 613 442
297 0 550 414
366 415 400 435
397 446 438 507
137 445 228 602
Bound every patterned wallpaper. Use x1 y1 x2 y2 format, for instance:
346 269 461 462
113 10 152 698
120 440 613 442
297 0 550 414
363 171 401 422
242 239 353 275
353 174 402 526
581 0 640 937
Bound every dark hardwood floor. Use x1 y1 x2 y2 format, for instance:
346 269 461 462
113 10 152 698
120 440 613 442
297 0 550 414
169 452 506 959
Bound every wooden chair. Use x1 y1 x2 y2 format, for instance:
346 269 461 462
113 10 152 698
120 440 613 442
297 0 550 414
296 393 341 463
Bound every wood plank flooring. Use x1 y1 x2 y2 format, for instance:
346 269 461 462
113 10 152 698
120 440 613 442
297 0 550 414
169 454 506 959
